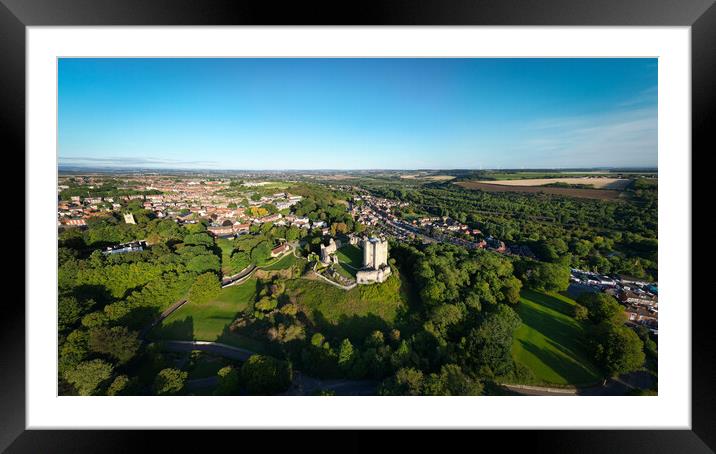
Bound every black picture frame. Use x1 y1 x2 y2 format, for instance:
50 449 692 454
3 0 712 451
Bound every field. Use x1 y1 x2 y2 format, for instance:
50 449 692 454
399 174 456 181
285 272 409 341
150 278 268 352
336 244 363 269
456 181 623 201
512 290 603 386
261 252 298 270
476 177 630 190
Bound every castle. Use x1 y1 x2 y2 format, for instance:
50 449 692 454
320 238 338 265
356 237 391 284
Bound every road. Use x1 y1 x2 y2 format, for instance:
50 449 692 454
502 371 656 396
221 264 257 287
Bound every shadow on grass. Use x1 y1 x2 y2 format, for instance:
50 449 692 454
312 310 391 343
521 289 574 316
515 290 604 386
150 316 195 341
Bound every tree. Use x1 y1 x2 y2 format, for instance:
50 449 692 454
578 293 625 325
429 304 464 338
588 322 645 376
460 304 521 377
184 232 214 247
214 366 241 395
187 272 221 305
501 276 522 305
59 329 89 374
422 364 484 396
573 303 589 321
250 241 272 265
58 295 93 333
153 368 188 395
526 262 570 292
378 367 424 396
186 254 220 274
106 375 132 396
88 325 141 364
255 297 278 312
63 359 114 396
241 355 292 395
337 339 356 373
230 251 251 272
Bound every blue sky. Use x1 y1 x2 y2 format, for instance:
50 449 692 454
58 58 657 170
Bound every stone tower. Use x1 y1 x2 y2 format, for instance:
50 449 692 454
362 237 388 270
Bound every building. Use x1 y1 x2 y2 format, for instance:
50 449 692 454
320 238 338 265
62 218 87 227
207 225 235 237
234 222 251 234
619 291 658 308
271 243 290 258
356 237 391 284
363 237 388 270
123 213 136 225
102 240 147 255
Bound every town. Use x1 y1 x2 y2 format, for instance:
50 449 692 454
57 168 659 398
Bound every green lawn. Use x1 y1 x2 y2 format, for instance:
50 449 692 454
512 290 603 386
216 238 237 275
285 271 408 341
336 244 363 269
261 252 298 270
150 278 266 352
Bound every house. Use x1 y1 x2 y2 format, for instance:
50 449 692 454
102 240 147 255
233 222 251 234
207 225 235 237
619 291 658 308
258 213 282 224
62 218 87 227
271 243 290 257
625 306 658 330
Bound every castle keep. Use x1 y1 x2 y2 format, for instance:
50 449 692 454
356 237 391 284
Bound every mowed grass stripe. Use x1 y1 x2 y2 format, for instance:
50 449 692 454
512 290 603 386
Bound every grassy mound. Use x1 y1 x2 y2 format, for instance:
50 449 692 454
285 271 409 341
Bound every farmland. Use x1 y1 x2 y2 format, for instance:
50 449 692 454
476 177 631 190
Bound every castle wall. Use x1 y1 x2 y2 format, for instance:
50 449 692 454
363 237 374 268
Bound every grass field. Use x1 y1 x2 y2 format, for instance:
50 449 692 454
512 290 603 386
261 252 298 270
285 272 409 341
150 278 267 352
336 244 363 269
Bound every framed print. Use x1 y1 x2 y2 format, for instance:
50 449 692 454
3 0 713 451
